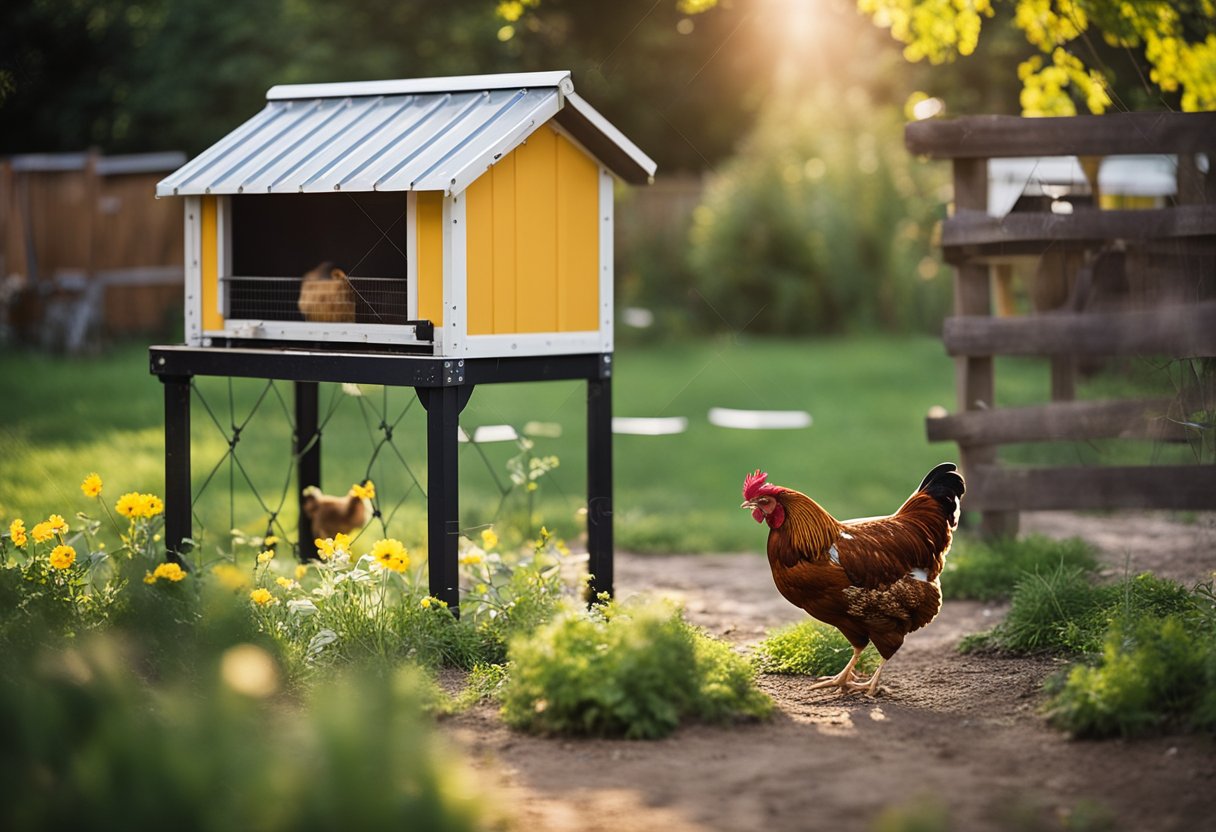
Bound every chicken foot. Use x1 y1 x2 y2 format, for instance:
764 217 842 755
808 646 865 692
846 660 886 696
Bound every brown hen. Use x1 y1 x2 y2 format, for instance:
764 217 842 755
741 463 964 696
298 262 355 323
301 485 368 542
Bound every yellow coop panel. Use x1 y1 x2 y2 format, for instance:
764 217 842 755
200 196 224 332
465 128 600 335
416 191 444 326
556 134 600 331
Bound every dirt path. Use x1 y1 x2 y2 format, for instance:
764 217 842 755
444 512 1216 831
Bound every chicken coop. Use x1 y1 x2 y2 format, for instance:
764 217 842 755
150 71 656 606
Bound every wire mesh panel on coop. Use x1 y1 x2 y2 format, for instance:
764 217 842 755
158 71 656 358
227 193 409 325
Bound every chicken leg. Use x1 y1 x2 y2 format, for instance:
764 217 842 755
808 646 865 692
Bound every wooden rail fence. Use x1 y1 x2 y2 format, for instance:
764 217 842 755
907 111 1216 535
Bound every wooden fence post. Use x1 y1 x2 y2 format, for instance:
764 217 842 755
952 157 1019 537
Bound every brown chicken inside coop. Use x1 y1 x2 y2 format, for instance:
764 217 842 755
297 261 356 323
742 463 965 697
301 484 369 542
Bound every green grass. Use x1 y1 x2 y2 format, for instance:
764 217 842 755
1 336 1193 555
942 535 1098 602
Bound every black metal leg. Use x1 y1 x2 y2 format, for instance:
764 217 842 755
162 374 192 565
587 373 613 598
295 381 320 560
419 385 464 613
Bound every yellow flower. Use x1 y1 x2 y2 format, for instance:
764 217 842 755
9 519 27 548
349 480 375 500
152 562 186 583
420 595 449 609
480 528 499 551
31 522 54 543
371 538 409 573
275 576 294 589
47 514 69 535
143 572 157 585
49 544 76 570
81 473 103 498
140 494 164 518
116 492 142 518
249 588 274 606
294 564 308 581
315 537 335 560
333 532 352 553
264 535 279 548
526 481 538 492
475 583 488 594
257 549 274 565
460 550 485 567
213 563 249 591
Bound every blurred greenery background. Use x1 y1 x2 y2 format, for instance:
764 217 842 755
0 0 1203 553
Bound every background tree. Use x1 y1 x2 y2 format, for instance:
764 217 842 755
853 0 1215 114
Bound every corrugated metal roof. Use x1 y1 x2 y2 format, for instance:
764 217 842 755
158 71 655 197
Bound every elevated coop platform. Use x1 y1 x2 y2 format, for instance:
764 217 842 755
150 345 616 607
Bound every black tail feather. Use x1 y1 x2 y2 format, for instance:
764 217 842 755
917 462 965 528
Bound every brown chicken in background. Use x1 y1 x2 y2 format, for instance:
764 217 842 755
741 463 965 696
301 484 369 541
298 261 356 323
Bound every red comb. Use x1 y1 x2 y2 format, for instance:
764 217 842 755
742 470 780 501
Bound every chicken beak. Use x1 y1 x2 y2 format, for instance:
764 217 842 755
740 500 757 510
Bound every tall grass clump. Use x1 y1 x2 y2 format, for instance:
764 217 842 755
964 567 1194 655
501 598 772 739
752 619 881 677
942 535 1098 601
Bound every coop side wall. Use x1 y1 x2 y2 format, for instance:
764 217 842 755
435 125 612 358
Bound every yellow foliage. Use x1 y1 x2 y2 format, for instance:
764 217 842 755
857 0 1214 114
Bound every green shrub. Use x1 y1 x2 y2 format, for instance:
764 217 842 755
1046 614 1214 738
501 599 772 739
1044 575 1216 737
687 87 950 335
752 619 881 677
942 535 1098 601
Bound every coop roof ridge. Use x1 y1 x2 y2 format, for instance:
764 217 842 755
266 71 575 101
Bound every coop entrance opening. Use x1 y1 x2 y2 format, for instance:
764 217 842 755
228 192 408 325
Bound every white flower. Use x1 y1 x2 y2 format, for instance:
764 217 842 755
287 598 319 617
306 628 339 660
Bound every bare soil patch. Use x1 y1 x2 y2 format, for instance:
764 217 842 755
443 512 1216 831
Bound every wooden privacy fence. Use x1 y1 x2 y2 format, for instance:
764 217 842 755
906 112 1216 536
0 151 185 348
